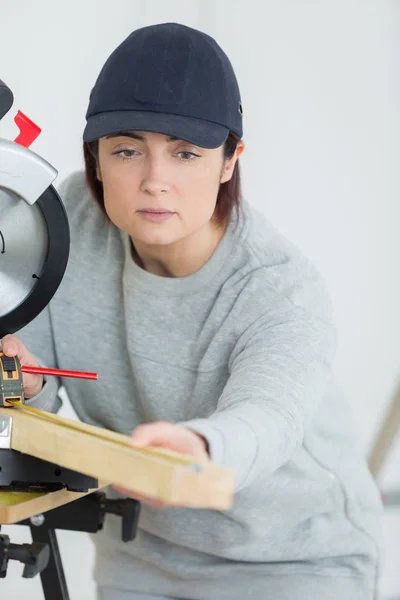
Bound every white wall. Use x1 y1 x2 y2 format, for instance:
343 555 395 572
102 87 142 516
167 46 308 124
0 1 399 598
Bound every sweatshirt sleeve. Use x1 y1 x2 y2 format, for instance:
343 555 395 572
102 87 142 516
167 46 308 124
180 281 337 492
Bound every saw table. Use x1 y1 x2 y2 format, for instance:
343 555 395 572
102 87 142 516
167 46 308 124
0 78 234 598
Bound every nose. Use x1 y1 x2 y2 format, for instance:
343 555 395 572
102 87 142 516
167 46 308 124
140 155 171 196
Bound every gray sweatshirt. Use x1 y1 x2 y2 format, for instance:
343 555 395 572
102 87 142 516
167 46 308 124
19 171 383 598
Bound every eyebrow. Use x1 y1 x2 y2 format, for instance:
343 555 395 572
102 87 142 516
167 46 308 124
105 131 180 143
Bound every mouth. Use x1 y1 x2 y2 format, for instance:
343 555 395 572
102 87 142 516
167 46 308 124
138 208 175 213
137 208 176 222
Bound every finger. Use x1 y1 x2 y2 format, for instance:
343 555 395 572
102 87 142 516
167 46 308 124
1 335 43 397
130 422 209 461
1 334 34 365
131 422 193 450
129 421 172 446
1 334 20 356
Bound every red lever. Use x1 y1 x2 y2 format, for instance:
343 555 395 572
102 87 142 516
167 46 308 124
14 110 41 147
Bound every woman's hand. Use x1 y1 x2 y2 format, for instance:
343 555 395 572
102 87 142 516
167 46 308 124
113 421 209 508
0 334 44 398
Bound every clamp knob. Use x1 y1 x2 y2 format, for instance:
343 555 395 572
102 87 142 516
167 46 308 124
104 497 141 542
0 533 50 578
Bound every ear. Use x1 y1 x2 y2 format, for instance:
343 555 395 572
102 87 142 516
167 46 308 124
96 163 102 182
220 140 245 184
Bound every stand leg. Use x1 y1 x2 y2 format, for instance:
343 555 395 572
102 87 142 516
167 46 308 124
30 525 69 600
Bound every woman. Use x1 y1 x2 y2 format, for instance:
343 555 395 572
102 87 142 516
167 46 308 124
2 22 382 600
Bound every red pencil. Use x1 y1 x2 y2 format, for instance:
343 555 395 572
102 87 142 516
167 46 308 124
21 366 98 380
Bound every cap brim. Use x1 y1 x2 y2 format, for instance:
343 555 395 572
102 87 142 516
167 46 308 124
83 110 229 149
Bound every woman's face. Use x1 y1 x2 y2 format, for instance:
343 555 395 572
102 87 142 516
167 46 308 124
96 131 241 247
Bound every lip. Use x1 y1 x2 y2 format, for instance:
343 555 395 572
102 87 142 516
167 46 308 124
137 209 176 223
138 208 175 213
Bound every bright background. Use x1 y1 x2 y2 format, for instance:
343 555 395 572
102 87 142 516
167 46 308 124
0 1 399 598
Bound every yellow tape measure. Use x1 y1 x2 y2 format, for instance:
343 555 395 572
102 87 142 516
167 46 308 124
0 351 24 407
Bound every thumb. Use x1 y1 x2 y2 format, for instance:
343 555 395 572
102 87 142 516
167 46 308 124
1 334 20 356
130 422 209 462
130 422 168 447
1 334 38 366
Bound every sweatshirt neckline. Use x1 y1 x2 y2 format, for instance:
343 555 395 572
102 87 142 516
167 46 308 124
121 204 247 296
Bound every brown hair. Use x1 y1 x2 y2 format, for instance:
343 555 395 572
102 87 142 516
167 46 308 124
82 133 242 226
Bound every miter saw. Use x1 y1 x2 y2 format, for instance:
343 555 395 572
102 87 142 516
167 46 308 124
0 79 140 599
0 79 69 340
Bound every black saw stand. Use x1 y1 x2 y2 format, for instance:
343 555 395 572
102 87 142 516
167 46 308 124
0 79 141 598
0 451 141 599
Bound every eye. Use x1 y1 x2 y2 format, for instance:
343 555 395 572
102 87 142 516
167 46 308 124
113 148 139 160
176 151 200 161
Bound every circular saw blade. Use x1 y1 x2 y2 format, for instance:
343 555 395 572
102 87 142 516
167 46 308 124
0 184 69 337
0 187 47 317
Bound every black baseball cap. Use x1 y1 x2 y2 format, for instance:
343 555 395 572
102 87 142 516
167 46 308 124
83 22 243 149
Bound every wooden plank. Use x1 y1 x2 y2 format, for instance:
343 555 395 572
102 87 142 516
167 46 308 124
20 404 195 465
369 387 400 477
0 406 235 510
0 486 100 524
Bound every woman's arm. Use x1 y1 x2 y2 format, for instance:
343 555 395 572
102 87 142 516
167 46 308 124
10 304 62 412
180 295 337 491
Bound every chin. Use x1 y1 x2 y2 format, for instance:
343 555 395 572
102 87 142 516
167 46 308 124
132 228 183 248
